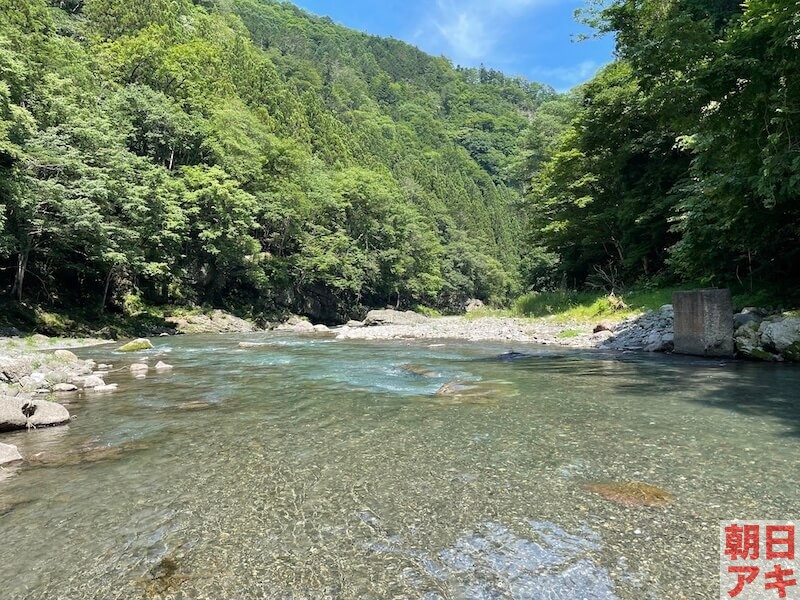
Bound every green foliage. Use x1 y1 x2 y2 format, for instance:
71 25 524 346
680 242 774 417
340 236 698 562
521 0 800 297
0 0 549 320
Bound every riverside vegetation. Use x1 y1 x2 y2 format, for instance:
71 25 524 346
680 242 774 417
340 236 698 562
1 0 799 331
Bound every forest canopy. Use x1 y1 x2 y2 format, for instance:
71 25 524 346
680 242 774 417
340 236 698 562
0 0 551 320
522 0 800 298
1 0 798 323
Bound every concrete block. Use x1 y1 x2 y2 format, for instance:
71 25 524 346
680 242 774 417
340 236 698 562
673 289 734 357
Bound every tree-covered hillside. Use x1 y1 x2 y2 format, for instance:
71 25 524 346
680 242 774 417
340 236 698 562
521 0 800 301
0 0 555 321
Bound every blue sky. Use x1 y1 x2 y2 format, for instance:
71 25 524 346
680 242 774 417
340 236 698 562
289 0 616 91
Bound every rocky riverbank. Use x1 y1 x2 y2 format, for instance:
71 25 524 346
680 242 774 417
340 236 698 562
2 304 797 473
333 310 611 348
315 306 800 362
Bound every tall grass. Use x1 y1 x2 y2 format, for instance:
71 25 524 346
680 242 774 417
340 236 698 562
513 282 789 322
513 287 684 322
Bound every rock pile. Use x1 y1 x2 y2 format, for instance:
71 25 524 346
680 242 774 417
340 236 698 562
734 311 800 362
166 310 257 334
601 305 675 352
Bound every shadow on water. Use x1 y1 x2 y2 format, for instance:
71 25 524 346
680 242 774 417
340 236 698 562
494 349 800 438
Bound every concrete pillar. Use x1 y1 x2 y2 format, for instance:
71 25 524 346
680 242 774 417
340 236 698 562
673 289 734 357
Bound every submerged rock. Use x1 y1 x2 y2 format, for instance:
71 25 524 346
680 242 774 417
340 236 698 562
155 361 173 370
90 384 118 393
585 482 673 507
117 338 154 352
239 341 269 348
399 364 438 378
137 554 189 597
433 380 517 404
175 400 215 411
130 363 149 373
28 439 149 468
0 442 23 465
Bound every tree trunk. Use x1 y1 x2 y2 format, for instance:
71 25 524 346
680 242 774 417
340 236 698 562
11 248 29 303
100 268 114 314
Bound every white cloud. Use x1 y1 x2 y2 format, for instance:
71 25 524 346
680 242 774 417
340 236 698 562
530 59 604 90
422 0 558 65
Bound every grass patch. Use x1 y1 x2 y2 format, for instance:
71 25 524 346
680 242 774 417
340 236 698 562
556 329 583 339
513 284 699 323
513 281 793 324
413 305 443 318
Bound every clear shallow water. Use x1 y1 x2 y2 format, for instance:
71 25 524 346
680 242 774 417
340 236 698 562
1 333 799 599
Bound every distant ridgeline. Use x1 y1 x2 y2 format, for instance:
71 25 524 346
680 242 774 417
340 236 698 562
0 0 556 320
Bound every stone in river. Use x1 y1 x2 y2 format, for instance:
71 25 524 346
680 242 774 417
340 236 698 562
585 482 673 506
0 442 23 465
0 396 70 431
117 338 154 352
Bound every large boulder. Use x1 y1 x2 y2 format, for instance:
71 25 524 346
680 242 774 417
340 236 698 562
81 374 106 389
734 322 762 358
117 338 154 352
276 316 315 333
363 309 428 327
759 317 800 353
53 349 79 363
464 299 485 313
0 397 27 431
293 320 315 333
733 308 766 330
166 310 255 334
0 396 70 431
25 398 70 428
0 442 22 465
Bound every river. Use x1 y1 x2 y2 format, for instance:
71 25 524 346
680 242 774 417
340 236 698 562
1 333 798 598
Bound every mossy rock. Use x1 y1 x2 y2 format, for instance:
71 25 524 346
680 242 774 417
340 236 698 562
585 482 673 506
784 341 800 363
117 338 154 352
748 347 779 362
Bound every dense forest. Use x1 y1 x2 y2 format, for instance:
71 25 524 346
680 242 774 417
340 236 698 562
522 0 800 298
0 0 554 321
1 0 798 325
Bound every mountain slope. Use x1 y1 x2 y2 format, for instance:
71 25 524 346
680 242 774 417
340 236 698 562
0 0 556 320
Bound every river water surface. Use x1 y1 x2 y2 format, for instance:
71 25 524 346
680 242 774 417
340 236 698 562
1 333 799 599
